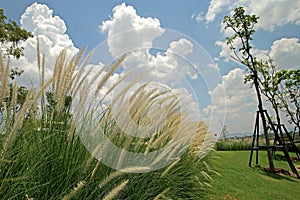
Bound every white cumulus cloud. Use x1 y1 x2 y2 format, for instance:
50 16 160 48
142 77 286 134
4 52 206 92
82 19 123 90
248 0 300 31
100 3 203 83
204 68 256 134
11 2 79 86
100 2 164 58
205 0 231 23
216 37 300 70
167 38 193 57
203 0 300 31
269 38 300 69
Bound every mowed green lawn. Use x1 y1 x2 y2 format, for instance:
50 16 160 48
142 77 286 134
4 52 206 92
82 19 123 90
205 151 300 200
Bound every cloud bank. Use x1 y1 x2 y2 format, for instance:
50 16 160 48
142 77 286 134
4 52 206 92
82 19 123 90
10 2 225 135
98 3 218 122
205 68 256 133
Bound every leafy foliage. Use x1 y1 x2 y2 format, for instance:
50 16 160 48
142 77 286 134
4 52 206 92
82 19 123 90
223 7 259 68
275 69 300 130
0 8 33 58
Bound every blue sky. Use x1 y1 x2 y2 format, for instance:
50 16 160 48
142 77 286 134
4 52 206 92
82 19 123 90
1 0 300 135
2 1 216 55
4 0 299 72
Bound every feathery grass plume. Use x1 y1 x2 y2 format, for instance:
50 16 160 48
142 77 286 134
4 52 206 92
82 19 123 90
150 120 196 164
81 154 95 175
62 181 85 200
11 82 18 120
70 66 96 126
99 170 125 189
195 175 212 188
196 132 217 159
36 37 47 120
52 50 71 111
195 176 204 187
72 80 90 123
2 101 8 131
60 48 85 100
119 166 150 173
0 53 10 103
51 49 86 114
203 182 212 187
153 188 170 200
95 53 127 96
100 81 203 170
83 64 106 93
144 133 157 154
103 84 179 156
123 85 174 132
70 73 88 99
146 100 185 149
90 161 101 180
160 158 181 178
94 75 151 141
53 49 67 94
98 67 133 102
203 160 221 177
116 148 127 171
25 194 34 200
102 179 128 200
74 64 107 115
36 36 41 72
82 142 105 175
188 122 207 156
41 54 46 114
201 170 212 181
151 142 177 166
70 48 93 95
47 49 67 119
71 52 128 143
150 116 181 149
107 69 149 108
127 86 164 125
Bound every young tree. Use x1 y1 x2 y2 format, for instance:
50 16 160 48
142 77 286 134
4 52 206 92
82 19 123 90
223 7 275 171
276 69 300 134
0 8 32 123
0 8 33 58
251 59 282 126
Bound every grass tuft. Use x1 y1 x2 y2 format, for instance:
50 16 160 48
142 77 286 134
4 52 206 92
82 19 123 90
102 179 129 200
0 43 212 199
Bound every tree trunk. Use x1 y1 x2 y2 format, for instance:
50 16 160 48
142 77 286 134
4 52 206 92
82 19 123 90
253 72 275 172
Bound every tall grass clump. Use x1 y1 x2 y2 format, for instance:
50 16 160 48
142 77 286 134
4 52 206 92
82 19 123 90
0 42 214 199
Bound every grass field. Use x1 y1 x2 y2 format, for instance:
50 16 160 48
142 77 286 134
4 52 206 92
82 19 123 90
205 151 300 200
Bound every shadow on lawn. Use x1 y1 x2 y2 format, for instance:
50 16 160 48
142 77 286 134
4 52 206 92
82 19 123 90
252 165 299 182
